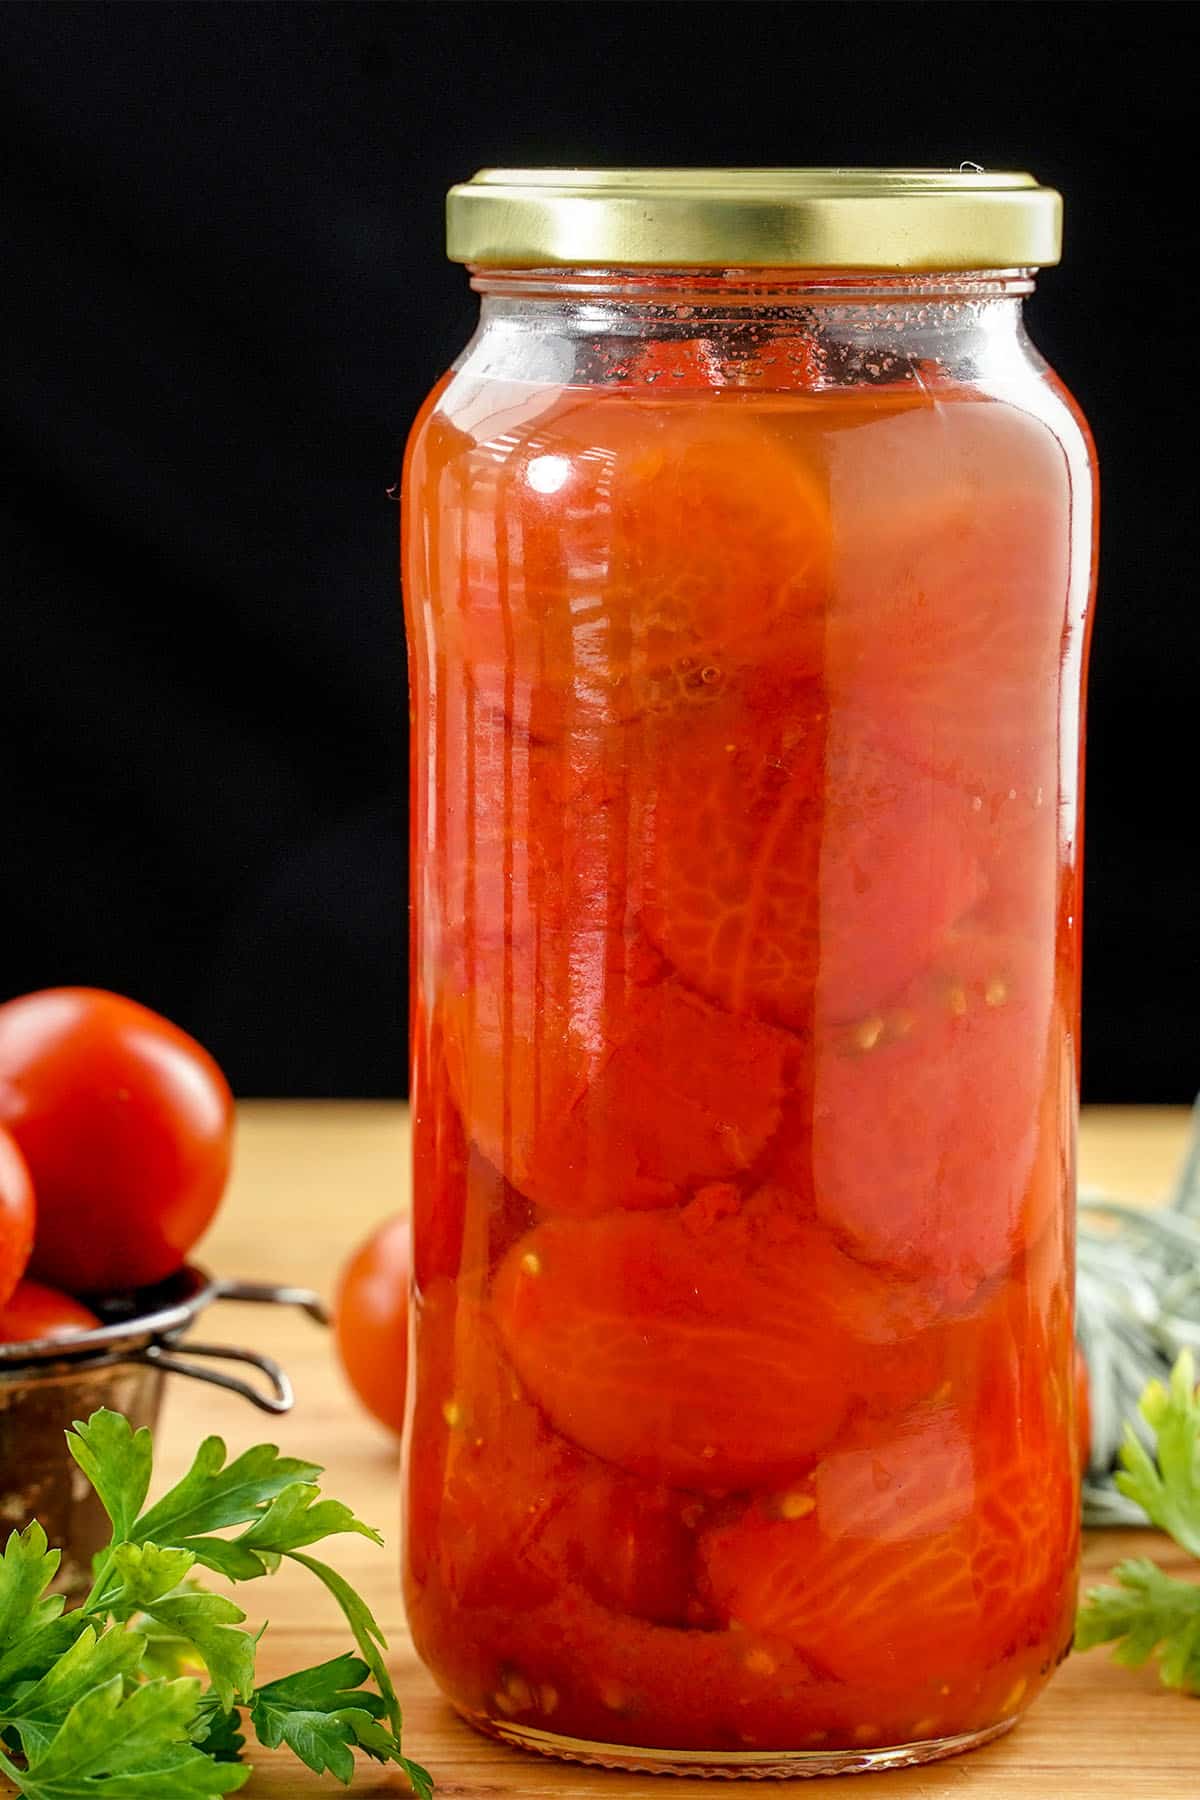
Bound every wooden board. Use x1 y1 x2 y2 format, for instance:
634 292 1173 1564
7 1104 1197 1796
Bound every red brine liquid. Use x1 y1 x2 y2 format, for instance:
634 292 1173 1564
402 348 1093 1762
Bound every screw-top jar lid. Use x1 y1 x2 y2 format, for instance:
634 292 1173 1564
446 167 1062 271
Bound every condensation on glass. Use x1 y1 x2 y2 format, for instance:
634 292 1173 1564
400 170 1098 1778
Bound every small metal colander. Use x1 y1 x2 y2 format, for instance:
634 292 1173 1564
0 1268 329 1592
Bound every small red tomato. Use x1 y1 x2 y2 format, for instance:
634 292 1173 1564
0 1125 36 1308
1075 1342 1092 1472
0 1278 99 1342
0 988 234 1294
334 1213 410 1434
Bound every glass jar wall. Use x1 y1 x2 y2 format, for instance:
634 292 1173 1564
401 178 1097 1777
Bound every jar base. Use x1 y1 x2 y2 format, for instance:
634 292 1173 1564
456 1709 1021 1779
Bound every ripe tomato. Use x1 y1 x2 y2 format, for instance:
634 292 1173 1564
0 989 233 1294
824 413 1072 800
640 704 983 1031
810 926 1057 1304
436 704 797 1215
0 1278 99 1342
411 1004 540 1292
443 964 793 1218
406 1279 695 1624
491 1188 942 1491
700 1389 1076 1690
0 1125 36 1309
450 399 831 740
334 1212 411 1433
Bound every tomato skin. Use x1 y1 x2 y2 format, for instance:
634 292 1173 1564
492 1189 943 1491
406 1281 697 1627
0 1277 99 1342
334 1213 410 1434
0 988 233 1294
0 1126 36 1308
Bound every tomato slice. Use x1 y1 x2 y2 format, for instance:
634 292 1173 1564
810 922 1060 1303
450 400 831 739
442 922 794 1214
825 408 1072 800
405 1279 696 1624
701 1408 977 1686
699 1361 1076 1689
411 1575 1059 1754
640 700 983 1030
491 1189 944 1491
529 975 798 1213
411 1010 536 1288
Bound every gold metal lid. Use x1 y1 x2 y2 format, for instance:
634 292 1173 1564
446 167 1062 271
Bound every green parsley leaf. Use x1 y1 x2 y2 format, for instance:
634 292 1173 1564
1076 1558 1200 1687
192 1701 246 1765
1 1626 145 1760
129 1590 209 1683
0 1526 87 1698
283 1554 393 1723
352 1715 435 1799
1077 1351 1200 1695
100 1548 255 1711
250 1655 388 1783
127 1591 256 1714
174 1539 274 1583
110 1544 198 1611
67 1412 154 1543
7 1676 249 1797
130 1437 322 1551
237 1483 384 1556
0 1410 432 1796
1114 1349 1200 1557
286 1554 433 1799
0 1526 62 1649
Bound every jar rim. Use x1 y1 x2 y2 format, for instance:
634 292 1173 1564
446 167 1063 272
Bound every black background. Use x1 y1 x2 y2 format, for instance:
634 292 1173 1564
2 2 1195 1099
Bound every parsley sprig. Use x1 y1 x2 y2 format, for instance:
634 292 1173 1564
0 1410 432 1798
1076 1349 1200 1690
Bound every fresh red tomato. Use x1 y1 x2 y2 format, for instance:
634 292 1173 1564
0 988 233 1294
0 1125 36 1309
0 1278 99 1342
334 1212 411 1434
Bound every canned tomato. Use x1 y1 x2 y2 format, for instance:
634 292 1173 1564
401 168 1097 1777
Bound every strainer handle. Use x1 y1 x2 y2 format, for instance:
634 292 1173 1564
133 1341 294 1414
209 1278 331 1326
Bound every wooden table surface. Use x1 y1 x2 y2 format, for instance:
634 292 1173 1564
41 1106 1200 1795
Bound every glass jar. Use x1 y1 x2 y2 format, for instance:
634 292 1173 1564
401 169 1097 1777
